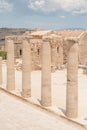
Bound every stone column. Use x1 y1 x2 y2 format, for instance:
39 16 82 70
41 37 51 106
6 37 15 91
66 40 78 118
21 37 31 98
51 46 57 66
58 45 63 65
51 46 57 72
51 38 58 72
0 57 2 85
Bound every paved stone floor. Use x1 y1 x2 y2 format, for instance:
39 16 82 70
0 91 80 130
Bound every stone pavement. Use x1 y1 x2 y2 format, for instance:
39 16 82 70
0 91 80 130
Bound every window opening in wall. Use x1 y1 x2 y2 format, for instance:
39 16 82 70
57 47 59 53
20 49 22 55
37 49 40 55
31 48 33 51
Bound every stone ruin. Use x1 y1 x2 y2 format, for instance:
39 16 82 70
5 31 64 71
0 35 79 119
4 30 87 72
0 30 87 119
79 31 87 64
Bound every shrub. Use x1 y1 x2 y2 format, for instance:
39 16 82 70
0 51 7 59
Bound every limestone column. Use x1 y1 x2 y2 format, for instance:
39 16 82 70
51 46 57 66
51 45 57 72
21 37 31 98
66 41 78 118
41 37 51 106
0 57 2 85
58 45 63 65
51 39 58 72
6 37 15 91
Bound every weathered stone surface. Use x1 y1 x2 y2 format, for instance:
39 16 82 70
6 39 15 91
58 45 63 65
41 37 51 106
5 34 64 71
66 39 78 118
63 37 78 64
79 32 87 64
51 37 64 67
50 39 58 68
21 38 31 98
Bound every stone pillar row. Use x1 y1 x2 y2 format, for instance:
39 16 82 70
6 36 52 106
5 36 78 118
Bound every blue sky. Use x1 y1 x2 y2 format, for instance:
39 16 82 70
0 0 87 30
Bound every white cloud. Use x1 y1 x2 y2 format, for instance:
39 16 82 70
0 0 13 13
60 15 66 18
28 0 56 12
28 0 87 14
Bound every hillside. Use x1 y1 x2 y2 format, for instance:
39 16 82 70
0 28 31 45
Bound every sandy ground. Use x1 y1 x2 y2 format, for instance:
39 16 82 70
1 63 87 123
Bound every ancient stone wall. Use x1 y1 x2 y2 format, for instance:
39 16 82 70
4 30 87 67
4 35 79 118
50 36 64 66
5 35 64 70
30 41 41 70
79 32 87 65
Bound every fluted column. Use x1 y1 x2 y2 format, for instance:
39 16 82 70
21 37 31 98
0 57 2 85
66 40 78 118
41 37 51 106
6 37 15 91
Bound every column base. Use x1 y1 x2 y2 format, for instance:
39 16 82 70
21 89 31 98
41 99 51 107
66 109 78 118
7 85 15 91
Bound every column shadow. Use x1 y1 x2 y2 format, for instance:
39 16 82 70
37 99 41 105
84 118 87 120
58 107 66 115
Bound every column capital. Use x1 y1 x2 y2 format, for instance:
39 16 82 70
43 36 63 48
5 36 15 41
22 36 33 41
64 37 79 44
42 36 51 42
5 36 23 43
64 37 79 52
